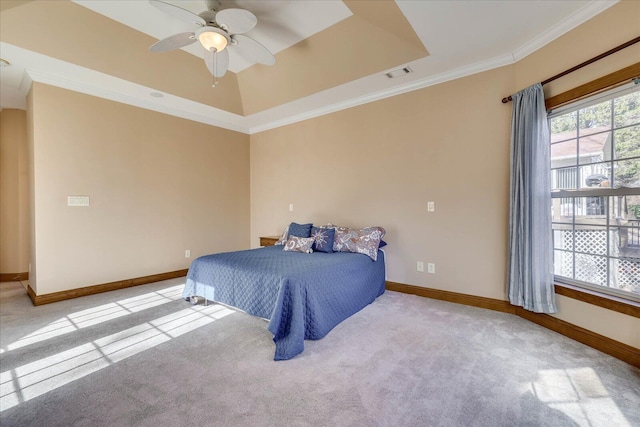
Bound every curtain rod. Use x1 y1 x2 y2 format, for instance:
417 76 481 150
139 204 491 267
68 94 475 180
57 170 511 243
501 36 640 103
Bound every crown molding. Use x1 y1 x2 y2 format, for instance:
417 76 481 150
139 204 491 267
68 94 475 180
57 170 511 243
512 0 619 62
250 1 620 133
26 69 249 134
248 53 514 134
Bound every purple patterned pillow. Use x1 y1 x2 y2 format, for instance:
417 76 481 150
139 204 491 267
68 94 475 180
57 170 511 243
283 236 314 253
310 226 335 253
333 226 386 261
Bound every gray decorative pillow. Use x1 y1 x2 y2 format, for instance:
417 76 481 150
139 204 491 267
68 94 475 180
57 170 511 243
333 226 386 261
283 236 314 253
274 225 290 246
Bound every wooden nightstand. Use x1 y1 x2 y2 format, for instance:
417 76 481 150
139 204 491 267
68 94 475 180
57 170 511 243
260 236 280 247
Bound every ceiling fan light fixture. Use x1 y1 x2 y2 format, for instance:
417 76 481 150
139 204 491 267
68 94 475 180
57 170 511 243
148 1 275 81
196 26 229 52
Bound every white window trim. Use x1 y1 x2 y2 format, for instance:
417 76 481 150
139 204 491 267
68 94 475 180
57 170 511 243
548 81 640 303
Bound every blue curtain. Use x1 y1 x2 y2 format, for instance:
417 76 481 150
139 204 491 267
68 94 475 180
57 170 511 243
508 83 557 313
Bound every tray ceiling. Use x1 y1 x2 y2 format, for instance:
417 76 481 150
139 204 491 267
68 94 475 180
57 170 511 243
0 0 617 133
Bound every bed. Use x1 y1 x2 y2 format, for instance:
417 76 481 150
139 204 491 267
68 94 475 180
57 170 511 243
181 245 386 360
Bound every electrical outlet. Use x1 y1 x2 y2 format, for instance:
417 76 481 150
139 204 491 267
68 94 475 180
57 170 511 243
427 263 435 274
185 250 191 258
427 201 435 212
417 261 424 272
289 203 294 212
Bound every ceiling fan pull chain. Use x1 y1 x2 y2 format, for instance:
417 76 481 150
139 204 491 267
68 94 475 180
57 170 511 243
212 47 218 87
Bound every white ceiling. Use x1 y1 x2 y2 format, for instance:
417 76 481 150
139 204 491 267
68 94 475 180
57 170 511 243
0 0 618 134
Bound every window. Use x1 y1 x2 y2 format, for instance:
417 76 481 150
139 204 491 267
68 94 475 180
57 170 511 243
549 83 640 301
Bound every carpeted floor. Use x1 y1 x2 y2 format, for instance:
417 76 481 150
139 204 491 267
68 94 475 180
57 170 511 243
1 278 638 427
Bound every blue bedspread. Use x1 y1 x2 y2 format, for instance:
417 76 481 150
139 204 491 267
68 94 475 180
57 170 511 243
182 245 386 360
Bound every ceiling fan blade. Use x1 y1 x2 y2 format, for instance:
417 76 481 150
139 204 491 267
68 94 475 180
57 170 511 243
231 34 275 65
204 48 229 77
215 9 257 34
149 32 196 52
149 0 205 26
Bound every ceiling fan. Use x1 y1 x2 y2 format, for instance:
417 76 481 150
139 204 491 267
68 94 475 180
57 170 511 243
148 0 276 81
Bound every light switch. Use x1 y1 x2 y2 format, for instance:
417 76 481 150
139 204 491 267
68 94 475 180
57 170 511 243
427 201 435 212
68 196 90 207
289 203 294 212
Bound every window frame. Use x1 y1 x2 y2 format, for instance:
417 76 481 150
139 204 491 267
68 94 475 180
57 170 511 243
548 82 640 303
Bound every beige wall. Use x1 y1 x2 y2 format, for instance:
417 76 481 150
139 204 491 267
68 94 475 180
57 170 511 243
0 109 30 276
28 83 249 295
251 65 514 301
250 1 639 348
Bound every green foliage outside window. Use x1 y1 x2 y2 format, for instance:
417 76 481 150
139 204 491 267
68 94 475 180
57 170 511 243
550 91 639 188
628 204 640 219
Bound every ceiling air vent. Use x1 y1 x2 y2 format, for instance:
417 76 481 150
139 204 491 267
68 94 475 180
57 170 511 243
385 66 412 79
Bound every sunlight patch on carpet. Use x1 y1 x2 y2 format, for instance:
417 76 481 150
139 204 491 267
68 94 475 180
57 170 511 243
525 367 630 426
0 303 233 412
4 285 185 352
